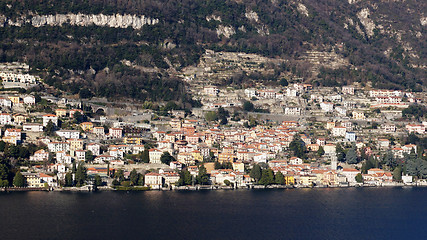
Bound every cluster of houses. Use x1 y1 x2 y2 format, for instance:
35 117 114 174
0 72 37 84
0 81 425 190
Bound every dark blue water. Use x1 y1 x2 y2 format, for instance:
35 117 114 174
0 187 426 240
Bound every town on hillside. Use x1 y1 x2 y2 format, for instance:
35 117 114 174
0 65 426 191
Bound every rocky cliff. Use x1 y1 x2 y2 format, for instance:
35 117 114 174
0 13 158 29
0 0 424 102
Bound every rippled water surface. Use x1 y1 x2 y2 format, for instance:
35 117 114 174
0 187 426 240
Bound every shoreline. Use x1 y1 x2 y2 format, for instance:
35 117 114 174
2 182 426 192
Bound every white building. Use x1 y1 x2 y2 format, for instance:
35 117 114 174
0 98 12 108
23 123 43 132
145 172 163 189
4 128 22 141
320 102 334 112
132 145 145 154
204 86 219 96
0 113 12 125
324 144 336 155
109 149 124 159
87 143 101 156
56 151 73 164
56 130 80 139
352 111 365 120
244 89 257 98
94 155 115 164
342 86 355 95
345 132 356 142
406 124 425 134
285 107 301 115
286 88 297 97
75 150 86 162
43 114 58 127
335 106 347 116
369 89 403 98
253 153 267 163
108 128 123 138
383 124 396 133
289 157 303 165
48 142 70 153
92 127 105 136
30 149 50 162
0 72 36 83
23 96 36 105
332 126 347 137
149 149 163 164
341 168 359 183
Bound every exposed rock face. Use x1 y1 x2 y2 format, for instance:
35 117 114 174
357 8 380 38
216 25 235 38
421 17 427 26
297 3 309 17
245 10 259 22
348 0 361 4
206 15 222 22
0 13 159 29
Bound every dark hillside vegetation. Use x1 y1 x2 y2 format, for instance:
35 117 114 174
0 0 425 102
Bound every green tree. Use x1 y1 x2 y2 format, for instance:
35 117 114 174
0 179 9 187
205 111 218 122
44 120 56 136
0 141 6 152
336 143 346 162
94 174 102 186
129 169 139 186
114 169 125 182
275 171 285 185
0 162 11 186
214 161 222 169
346 145 358 164
75 162 87 187
208 151 215 162
34 93 42 103
141 149 150 163
317 146 325 157
361 156 378 174
259 169 275 186
250 164 262 183
217 107 229 125
121 181 131 187
73 111 85 124
243 101 254 112
355 173 363 183
224 179 232 186
79 89 94 99
13 172 25 187
160 151 175 165
197 165 209 185
222 161 233 169
280 78 289 86
72 161 77 173
289 135 306 159
137 173 144 186
85 150 94 163
406 157 427 179
383 150 396 169
177 169 192 186
65 172 73 187
393 166 402 181
112 179 120 186
92 174 102 190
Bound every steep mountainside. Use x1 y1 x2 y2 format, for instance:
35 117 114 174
0 0 425 103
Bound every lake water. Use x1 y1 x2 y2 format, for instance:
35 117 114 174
0 187 426 240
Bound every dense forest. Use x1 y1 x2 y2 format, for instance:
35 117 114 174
0 0 425 102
